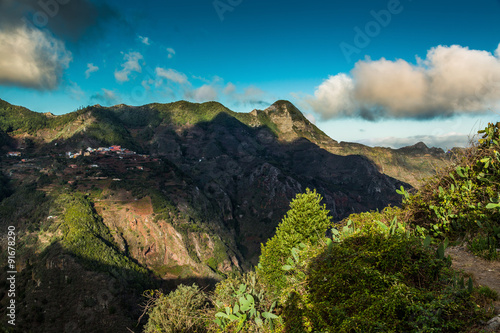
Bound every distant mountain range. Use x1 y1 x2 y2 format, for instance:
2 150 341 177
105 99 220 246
0 98 454 332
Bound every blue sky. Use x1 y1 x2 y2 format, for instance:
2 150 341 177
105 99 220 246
1 0 500 149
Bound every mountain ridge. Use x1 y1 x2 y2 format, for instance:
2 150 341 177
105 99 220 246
0 97 457 332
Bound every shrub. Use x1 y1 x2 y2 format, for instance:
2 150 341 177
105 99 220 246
302 233 492 333
257 188 332 295
211 271 280 332
401 123 500 248
143 284 208 333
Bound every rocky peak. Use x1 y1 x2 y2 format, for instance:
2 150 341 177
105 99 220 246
398 141 445 155
264 100 306 121
254 100 337 145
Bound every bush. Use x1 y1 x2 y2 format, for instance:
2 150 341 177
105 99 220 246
302 233 492 333
143 284 208 333
211 271 280 332
401 123 500 248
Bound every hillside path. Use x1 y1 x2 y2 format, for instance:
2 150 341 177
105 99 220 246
446 246 500 320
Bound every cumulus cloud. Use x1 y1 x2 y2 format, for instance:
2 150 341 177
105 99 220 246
85 63 99 78
187 85 218 102
166 47 176 59
306 44 500 120
224 82 236 95
0 0 120 90
90 88 120 106
115 52 143 83
155 67 188 84
0 25 72 90
358 132 472 150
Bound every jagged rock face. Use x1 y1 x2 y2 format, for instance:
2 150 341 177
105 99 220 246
149 113 407 264
254 100 338 145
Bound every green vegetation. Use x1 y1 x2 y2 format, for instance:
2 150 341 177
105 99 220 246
112 106 162 128
58 192 150 282
143 284 208 333
153 101 228 125
0 99 80 134
397 122 500 259
142 123 500 332
0 173 11 202
256 112 280 136
257 188 332 295
85 107 139 149
213 271 279 332
0 182 50 232
304 234 483 332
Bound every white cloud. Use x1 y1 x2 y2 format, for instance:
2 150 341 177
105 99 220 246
155 67 188 85
139 35 150 45
305 43 500 120
306 73 355 118
114 51 143 83
190 84 218 102
85 63 99 78
166 47 176 59
0 25 72 90
224 82 236 95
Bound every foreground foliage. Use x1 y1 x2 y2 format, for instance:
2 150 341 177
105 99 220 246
305 233 487 332
143 284 208 333
257 188 332 296
400 122 500 259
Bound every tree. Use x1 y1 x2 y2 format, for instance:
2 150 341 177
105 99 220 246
257 188 332 294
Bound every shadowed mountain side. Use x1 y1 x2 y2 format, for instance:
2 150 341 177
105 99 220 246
149 112 409 263
0 98 451 188
0 241 218 333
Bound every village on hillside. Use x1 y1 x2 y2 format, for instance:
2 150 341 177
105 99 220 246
65 145 138 159
3 144 161 187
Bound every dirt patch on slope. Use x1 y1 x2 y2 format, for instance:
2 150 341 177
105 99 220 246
446 246 500 315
